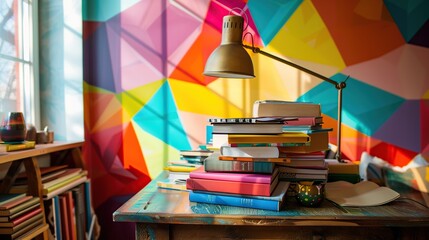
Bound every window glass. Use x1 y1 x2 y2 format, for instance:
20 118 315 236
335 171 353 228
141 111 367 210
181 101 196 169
0 0 35 125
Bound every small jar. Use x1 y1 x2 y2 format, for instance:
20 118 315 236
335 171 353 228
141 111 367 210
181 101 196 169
296 181 325 207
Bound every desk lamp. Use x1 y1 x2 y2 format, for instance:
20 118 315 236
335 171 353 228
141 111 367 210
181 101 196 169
203 14 347 162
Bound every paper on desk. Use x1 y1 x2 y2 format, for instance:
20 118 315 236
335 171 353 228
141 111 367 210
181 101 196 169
325 180 400 207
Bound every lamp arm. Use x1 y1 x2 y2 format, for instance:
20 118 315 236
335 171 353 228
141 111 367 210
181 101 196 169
243 44 347 162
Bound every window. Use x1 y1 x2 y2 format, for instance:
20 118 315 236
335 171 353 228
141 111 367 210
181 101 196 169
0 0 38 127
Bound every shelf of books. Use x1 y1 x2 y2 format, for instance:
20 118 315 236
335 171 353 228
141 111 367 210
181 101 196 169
0 141 97 240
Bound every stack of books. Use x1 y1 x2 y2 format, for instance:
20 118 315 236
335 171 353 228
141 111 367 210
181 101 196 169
186 159 290 211
253 100 332 183
0 193 44 239
11 165 88 199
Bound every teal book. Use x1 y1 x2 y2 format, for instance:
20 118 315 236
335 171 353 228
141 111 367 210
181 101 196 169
204 153 275 173
189 181 290 211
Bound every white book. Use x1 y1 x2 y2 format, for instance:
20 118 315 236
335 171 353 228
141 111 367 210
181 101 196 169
253 100 321 117
220 146 280 158
325 180 400 207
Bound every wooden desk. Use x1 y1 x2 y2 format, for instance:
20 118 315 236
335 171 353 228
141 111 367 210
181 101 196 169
113 171 429 240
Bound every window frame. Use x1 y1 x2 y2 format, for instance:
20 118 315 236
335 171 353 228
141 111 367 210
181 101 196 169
0 0 40 129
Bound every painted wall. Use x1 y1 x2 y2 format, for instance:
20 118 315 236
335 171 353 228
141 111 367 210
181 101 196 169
39 0 84 141
82 0 429 238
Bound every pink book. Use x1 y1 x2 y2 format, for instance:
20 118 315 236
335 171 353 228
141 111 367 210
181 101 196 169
189 166 278 184
186 177 278 196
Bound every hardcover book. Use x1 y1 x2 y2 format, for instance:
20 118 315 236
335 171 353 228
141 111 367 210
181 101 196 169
204 153 275 173
278 172 327 182
189 166 278 184
0 207 42 227
283 116 323 126
220 146 280 158
0 211 43 234
0 194 26 207
208 117 291 124
253 100 321 117
0 196 32 210
187 167 279 196
212 132 310 148
0 197 39 216
278 131 329 153
0 141 35 152
211 123 283 134
186 177 278 197
218 156 291 163
275 158 326 169
189 181 290 211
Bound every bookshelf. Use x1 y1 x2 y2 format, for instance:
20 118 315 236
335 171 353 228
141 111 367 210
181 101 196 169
0 141 95 240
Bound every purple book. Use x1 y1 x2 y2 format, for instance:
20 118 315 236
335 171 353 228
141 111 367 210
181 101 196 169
189 166 278 184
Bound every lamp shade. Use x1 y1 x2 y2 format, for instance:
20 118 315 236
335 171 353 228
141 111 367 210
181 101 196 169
203 15 255 78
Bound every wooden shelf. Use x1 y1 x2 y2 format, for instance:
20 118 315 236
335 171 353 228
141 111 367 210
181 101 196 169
0 141 84 164
0 141 88 240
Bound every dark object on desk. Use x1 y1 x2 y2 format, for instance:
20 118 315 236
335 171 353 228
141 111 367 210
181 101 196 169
295 181 325 207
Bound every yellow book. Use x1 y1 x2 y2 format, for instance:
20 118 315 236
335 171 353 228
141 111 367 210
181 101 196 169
42 171 87 194
0 141 36 152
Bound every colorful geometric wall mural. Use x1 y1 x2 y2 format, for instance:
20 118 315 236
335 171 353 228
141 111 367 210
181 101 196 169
82 0 429 238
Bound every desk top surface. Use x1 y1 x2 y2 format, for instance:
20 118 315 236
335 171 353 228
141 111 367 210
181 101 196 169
113 171 429 227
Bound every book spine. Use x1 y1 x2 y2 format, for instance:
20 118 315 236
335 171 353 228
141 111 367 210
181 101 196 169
53 196 62 240
204 159 274 173
59 195 70 240
84 180 93 235
186 178 272 196
220 146 279 158
284 117 322 126
189 171 273 184
189 191 279 211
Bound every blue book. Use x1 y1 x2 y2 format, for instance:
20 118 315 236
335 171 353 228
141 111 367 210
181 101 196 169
189 181 290 211
53 196 62 240
84 180 93 239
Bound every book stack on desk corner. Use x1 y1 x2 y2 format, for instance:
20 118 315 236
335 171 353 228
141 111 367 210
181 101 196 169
0 193 44 239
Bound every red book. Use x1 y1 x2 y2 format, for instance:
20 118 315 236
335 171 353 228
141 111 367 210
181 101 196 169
186 178 278 196
186 167 279 196
11 207 42 226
